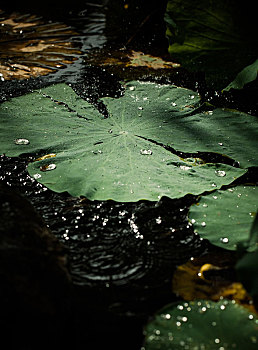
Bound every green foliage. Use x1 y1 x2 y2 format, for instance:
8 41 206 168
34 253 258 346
144 300 258 349
165 0 258 88
0 81 250 201
189 186 258 251
224 59 258 91
236 213 258 301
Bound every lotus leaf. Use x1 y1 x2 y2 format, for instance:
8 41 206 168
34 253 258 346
144 300 258 349
0 81 254 201
189 186 258 251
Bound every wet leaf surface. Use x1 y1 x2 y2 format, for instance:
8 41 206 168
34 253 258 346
0 9 81 80
189 185 258 251
0 81 248 201
144 299 258 349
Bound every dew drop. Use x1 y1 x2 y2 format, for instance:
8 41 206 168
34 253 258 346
248 314 254 320
180 165 192 171
220 237 229 244
140 149 152 155
40 163 56 172
214 338 220 344
171 102 177 106
138 106 143 110
156 217 162 224
129 86 135 91
33 173 42 179
201 222 206 227
218 142 223 146
215 170 226 177
14 138 30 145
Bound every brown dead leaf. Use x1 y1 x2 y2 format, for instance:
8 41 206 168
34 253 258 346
126 51 180 69
86 48 180 69
0 10 81 80
172 252 256 313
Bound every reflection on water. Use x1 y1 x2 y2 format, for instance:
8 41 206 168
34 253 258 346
0 154 204 291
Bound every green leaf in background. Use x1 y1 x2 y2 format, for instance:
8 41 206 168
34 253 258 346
143 300 258 349
236 213 258 301
188 186 258 251
165 0 258 88
0 81 253 201
236 250 258 302
224 59 258 91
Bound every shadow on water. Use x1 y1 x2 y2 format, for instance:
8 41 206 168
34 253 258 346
0 1 258 349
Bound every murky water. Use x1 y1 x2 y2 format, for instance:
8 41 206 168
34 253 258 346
0 1 258 349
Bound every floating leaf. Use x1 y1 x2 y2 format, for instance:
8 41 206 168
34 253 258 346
87 49 179 69
165 0 258 87
85 48 180 80
0 81 251 201
189 186 258 251
126 51 180 69
0 10 81 80
143 300 258 349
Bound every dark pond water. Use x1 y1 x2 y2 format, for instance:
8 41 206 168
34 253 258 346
1 1 258 349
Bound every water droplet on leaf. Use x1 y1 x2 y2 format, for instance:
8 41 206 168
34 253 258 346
14 138 30 145
215 170 226 177
140 149 152 155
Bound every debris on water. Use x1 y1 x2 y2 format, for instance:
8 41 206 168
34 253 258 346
140 149 152 155
14 138 30 145
40 163 56 172
35 153 56 161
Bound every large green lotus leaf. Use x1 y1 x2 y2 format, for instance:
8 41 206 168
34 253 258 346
189 186 258 251
165 0 258 87
0 81 250 201
143 300 258 349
